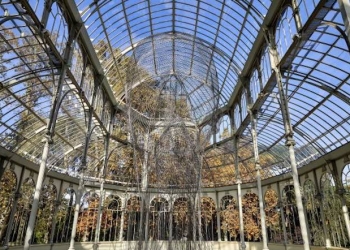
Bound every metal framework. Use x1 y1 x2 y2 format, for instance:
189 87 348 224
1 0 350 250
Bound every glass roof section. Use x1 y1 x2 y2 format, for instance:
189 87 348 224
77 0 269 122
1 0 350 188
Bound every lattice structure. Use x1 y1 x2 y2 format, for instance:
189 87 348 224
1 1 350 250
121 32 220 249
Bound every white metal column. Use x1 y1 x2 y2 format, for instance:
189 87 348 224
23 23 79 250
267 28 310 250
248 109 269 250
234 136 246 250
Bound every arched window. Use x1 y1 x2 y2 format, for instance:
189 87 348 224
46 2 69 55
282 184 302 244
303 179 323 246
275 7 298 59
220 195 239 241
103 100 112 128
82 66 95 104
260 46 271 87
240 89 248 121
100 195 122 241
221 195 234 210
0 170 17 242
201 124 214 145
173 197 191 241
9 178 35 245
71 42 84 85
242 192 260 242
149 197 169 240
76 192 100 242
94 87 104 120
125 196 142 241
217 115 231 142
321 172 349 247
250 69 260 104
264 188 282 243
233 104 241 130
200 197 217 241
54 187 76 243
33 183 57 244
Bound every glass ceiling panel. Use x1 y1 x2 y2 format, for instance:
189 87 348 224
2 0 349 188
77 0 268 123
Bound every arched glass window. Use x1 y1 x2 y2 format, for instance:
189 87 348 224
9 178 35 245
303 179 324 246
173 197 191 241
242 192 261 242
282 184 302 244
76 192 100 242
0 170 17 242
264 188 282 243
71 42 84 86
54 187 76 243
221 195 234 210
33 183 57 244
94 87 104 120
82 66 95 104
233 104 241 130
200 197 217 241
321 172 349 247
275 7 298 59
217 114 231 142
46 2 68 55
125 196 142 241
220 195 238 241
201 124 214 145
100 195 122 241
240 89 248 121
250 69 260 104
260 45 271 87
149 197 169 240
103 100 112 128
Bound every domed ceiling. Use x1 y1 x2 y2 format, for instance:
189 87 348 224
0 0 349 187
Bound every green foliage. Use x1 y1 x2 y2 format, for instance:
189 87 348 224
33 184 56 244
0 170 16 240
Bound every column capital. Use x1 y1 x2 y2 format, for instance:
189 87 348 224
285 135 295 147
44 132 54 144
255 162 261 171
